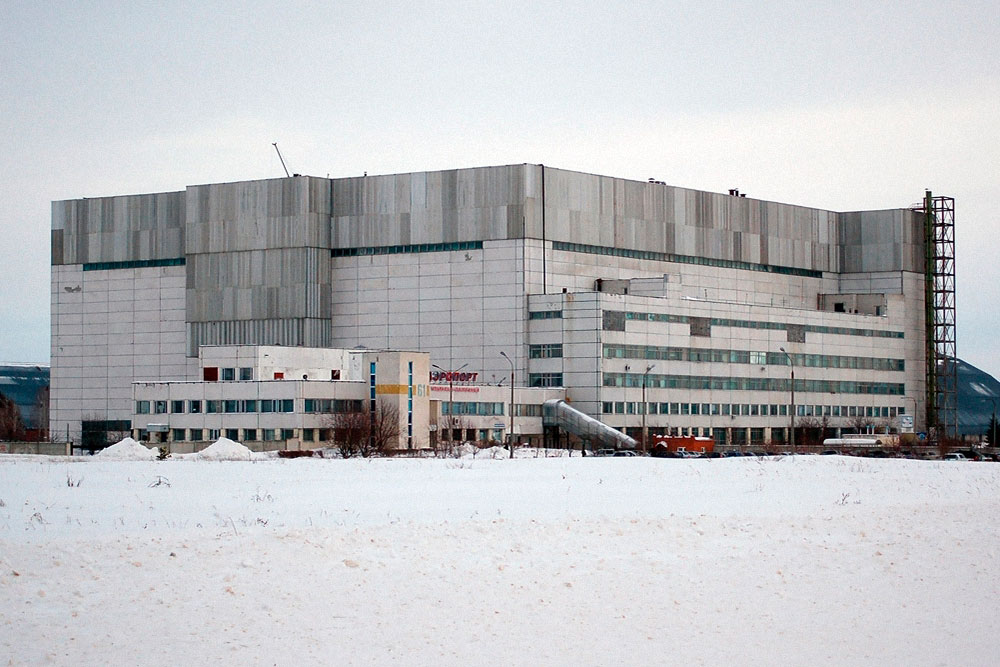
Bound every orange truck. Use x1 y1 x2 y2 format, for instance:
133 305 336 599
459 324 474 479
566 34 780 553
651 435 715 457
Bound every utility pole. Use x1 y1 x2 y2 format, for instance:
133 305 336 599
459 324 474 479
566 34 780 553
780 347 796 453
642 364 655 455
500 351 515 458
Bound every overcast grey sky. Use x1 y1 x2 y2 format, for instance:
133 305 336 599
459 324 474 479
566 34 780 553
2 1 998 376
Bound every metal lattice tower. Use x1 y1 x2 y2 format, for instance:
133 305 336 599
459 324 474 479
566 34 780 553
917 191 957 439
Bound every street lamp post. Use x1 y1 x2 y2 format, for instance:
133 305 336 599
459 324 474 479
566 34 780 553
432 362 467 443
779 347 795 453
500 351 515 459
623 365 630 451
642 364 655 455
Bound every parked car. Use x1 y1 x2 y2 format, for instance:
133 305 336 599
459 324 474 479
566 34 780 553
943 452 967 461
612 450 637 457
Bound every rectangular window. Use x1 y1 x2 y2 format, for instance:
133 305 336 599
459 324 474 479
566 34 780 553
189 400 202 414
239 367 253 381
529 343 564 359
171 428 185 442
529 373 563 388
222 368 235 381
224 400 239 413
136 401 150 414
171 400 185 414
281 399 294 413
244 429 258 442
206 400 221 414
154 401 167 414
225 428 239 441
243 400 257 413
208 429 221 441
260 400 274 413
203 367 219 382
189 428 203 441
282 429 295 440
263 429 276 441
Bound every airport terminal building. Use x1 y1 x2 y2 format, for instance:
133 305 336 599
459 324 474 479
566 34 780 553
50 164 950 450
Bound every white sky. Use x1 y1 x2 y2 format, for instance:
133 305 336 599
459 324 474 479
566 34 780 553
2 1 998 377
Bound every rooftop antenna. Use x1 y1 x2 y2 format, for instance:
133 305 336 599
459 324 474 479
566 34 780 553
272 143 290 177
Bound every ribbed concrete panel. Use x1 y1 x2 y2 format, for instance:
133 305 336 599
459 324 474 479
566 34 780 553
51 191 185 265
187 318 330 356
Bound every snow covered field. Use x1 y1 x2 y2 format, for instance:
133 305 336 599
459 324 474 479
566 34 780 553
2 451 999 666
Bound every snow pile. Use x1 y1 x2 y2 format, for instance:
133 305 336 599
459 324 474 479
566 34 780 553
93 437 158 460
469 444 509 459
195 437 252 461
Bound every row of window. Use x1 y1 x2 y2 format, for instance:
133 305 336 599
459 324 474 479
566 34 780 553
82 257 186 272
303 399 364 414
603 344 904 371
620 310 904 339
528 310 563 320
442 401 506 416
331 241 484 258
136 399 294 414
166 428 295 442
551 241 823 278
529 343 563 359
602 402 902 419
603 373 905 395
203 367 254 382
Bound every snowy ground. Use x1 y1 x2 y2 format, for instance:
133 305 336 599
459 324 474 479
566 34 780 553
2 452 999 666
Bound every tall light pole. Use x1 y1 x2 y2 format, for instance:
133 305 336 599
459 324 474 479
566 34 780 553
500 351 515 458
779 347 795 453
642 364 655 454
432 363 467 442
623 365 630 450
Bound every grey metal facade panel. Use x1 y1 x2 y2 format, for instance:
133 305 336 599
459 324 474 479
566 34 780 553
184 183 331 254
330 165 529 249
536 167 853 273
838 209 922 273
51 230 64 265
186 247 331 322
52 191 185 265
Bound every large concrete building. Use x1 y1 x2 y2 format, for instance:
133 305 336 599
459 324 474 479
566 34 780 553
50 164 942 450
